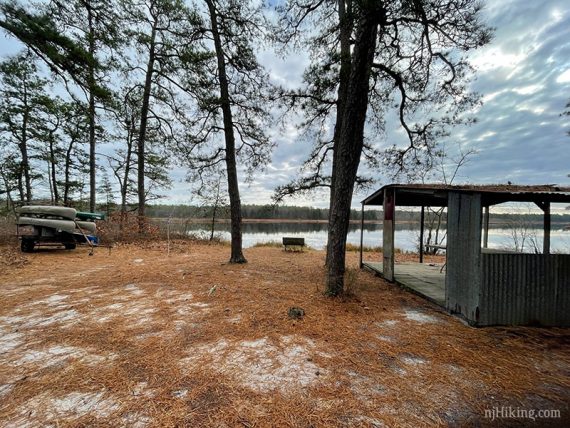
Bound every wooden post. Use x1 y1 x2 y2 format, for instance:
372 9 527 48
483 206 490 249
383 188 396 281
359 202 364 268
535 201 551 255
419 205 425 263
543 202 550 255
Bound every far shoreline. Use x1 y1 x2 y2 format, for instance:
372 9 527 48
150 217 570 227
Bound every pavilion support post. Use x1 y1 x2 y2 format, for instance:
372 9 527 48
543 202 550 255
359 203 364 268
419 205 425 263
383 188 396 281
483 206 490 249
535 201 551 255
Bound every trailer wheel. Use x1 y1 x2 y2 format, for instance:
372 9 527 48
64 243 77 250
21 239 35 253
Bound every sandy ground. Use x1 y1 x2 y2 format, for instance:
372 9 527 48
0 241 568 427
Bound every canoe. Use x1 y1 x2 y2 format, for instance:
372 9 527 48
76 221 97 233
76 211 106 221
17 217 97 234
19 205 77 221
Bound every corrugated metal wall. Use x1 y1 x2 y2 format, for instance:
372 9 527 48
479 253 570 326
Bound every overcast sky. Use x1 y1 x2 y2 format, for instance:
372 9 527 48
252 0 570 209
1 0 569 209
212 0 570 209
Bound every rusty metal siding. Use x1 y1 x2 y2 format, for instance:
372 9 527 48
557 257 570 326
479 253 570 326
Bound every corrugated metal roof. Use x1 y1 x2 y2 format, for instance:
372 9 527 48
372 183 570 192
362 183 570 206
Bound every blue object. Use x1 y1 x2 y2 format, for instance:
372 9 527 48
87 235 99 245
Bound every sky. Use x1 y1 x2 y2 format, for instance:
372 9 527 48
249 0 570 209
1 0 569 210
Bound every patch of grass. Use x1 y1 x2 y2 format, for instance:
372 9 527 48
345 243 411 254
343 267 359 295
186 232 230 246
0 215 18 245
345 243 381 252
252 241 283 248
253 240 316 251
0 245 28 268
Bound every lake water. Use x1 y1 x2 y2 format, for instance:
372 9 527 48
163 221 570 253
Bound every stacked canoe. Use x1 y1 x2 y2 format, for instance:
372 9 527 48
17 206 100 238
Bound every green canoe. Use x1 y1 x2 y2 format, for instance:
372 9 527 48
76 211 106 221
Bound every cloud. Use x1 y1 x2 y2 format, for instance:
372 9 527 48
258 0 570 208
557 69 570 83
452 0 570 187
0 0 568 208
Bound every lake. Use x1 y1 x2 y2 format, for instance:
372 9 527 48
160 221 570 253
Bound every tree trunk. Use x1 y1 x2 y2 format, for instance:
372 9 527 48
137 16 159 234
49 137 59 204
47 160 54 204
0 166 15 213
210 203 217 241
122 120 134 214
19 140 32 203
118 121 134 233
87 3 97 212
20 81 32 203
16 173 24 202
63 137 75 205
326 8 380 295
206 0 246 264
210 177 222 240
326 0 352 267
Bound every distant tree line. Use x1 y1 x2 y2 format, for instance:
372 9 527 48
144 204 570 224
145 204 383 221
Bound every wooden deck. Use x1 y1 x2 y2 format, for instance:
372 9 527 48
363 262 446 307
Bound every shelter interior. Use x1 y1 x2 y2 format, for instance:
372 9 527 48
359 184 570 326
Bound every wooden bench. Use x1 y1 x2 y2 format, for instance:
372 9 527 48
282 237 305 251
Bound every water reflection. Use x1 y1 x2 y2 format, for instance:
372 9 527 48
171 221 418 234
157 220 570 253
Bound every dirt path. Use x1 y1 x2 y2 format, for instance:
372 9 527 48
0 242 568 426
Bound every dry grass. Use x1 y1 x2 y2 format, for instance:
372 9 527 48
0 241 568 427
95 213 233 250
252 240 283 248
0 215 17 246
0 246 28 269
344 243 408 253
345 243 381 252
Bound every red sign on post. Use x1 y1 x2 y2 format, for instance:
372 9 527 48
384 189 395 221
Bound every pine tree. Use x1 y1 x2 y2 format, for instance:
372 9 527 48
275 0 492 294
0 0 121 211
180 0 274 263
0 51 52 203
120 0 202 231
